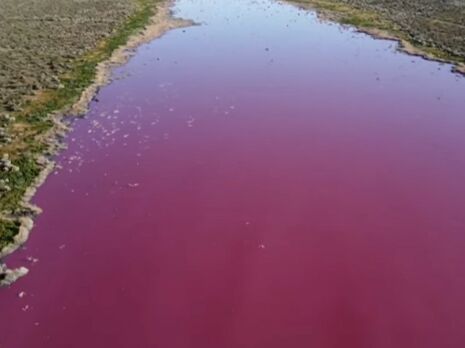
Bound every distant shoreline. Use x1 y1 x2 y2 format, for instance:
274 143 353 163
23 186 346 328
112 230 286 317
285 0 465 75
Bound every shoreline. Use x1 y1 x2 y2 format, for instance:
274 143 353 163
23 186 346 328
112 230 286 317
285 0 465 76
0 0 193 286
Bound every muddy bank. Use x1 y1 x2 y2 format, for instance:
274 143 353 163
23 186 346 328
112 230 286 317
286 0 465 74
0 0 192 285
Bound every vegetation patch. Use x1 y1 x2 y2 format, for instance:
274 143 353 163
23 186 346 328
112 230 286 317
0 220 20 251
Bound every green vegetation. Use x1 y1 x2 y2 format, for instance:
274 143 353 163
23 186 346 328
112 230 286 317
0 0 160 252
0 220 20 251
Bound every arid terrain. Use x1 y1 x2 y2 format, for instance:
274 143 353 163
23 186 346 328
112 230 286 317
0 0 139 113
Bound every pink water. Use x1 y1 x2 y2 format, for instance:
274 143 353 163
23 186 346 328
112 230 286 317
2 0 465 347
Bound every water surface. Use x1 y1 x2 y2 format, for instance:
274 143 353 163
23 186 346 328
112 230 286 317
2 0 465 347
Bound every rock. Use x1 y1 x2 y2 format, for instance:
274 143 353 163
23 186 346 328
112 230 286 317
0 264 29 287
